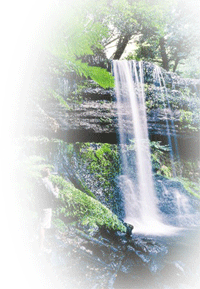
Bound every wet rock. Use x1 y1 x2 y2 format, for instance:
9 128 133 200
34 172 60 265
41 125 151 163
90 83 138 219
23 63 199 158
123 222 134 237
155 175 200 227
81 87 115 101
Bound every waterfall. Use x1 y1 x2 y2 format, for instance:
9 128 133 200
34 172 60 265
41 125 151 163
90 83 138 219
153 66 180 177
113 60 178 235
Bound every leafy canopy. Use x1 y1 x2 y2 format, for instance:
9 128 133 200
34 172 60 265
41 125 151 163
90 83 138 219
44 0 114 88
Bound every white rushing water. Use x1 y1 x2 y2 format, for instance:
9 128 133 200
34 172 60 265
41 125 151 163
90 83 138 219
113 60 178 235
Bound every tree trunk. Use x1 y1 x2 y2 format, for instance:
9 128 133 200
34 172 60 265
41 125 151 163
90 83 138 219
173 57 180 72
113 33 132 60
159 37 169 71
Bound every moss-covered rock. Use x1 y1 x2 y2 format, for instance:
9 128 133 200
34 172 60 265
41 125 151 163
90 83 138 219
50 175 126 232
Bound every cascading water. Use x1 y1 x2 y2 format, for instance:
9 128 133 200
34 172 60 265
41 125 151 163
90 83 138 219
153 66 180 177
113 60 178 235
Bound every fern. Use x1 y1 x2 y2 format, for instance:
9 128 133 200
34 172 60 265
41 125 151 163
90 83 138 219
45 1 113 88
72 60 114 88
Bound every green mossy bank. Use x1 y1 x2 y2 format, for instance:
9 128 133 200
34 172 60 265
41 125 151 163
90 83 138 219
50 174 126 232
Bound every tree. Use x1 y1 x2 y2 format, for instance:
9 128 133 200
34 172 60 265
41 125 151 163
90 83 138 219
36 0 200 95
90 0 199 74
132 0 200 73
99 0 175 62
103 0 159 60
166 0 200 73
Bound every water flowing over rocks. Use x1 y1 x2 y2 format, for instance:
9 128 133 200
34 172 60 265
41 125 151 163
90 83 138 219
154 175 200 227
25 64 200 159
18 62 200 289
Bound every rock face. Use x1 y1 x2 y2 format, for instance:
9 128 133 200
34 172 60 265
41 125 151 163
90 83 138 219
24 64 200 158
44 94 118 143
25 87 118 143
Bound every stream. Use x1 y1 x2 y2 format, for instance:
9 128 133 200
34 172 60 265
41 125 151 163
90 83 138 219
27 223 200 289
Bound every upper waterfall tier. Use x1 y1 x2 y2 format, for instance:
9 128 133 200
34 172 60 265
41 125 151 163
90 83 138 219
19 62 199 158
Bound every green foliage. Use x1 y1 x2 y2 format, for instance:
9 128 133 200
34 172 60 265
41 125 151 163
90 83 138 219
49 89 71 109
175 160 200 183
150 141 170 152
50 175 126 232
78 143 121 195
178 177 200 199
16 155 50 184
36 0 200 89
100 117 112 124
179 109 198 132
120 0 200 72
150 141 172 178
177 55 200 79
127 140 174 178
71 61 114 89
15 149 125 231
44 1 114 89
53 218 68 233
149 141 200 199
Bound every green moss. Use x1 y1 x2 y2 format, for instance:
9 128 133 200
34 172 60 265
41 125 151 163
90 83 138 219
99 117 112 124
177 177 200 199
150 141 172 177
49 89 71 109
77 143 121 198
77 179 96 199
149 142 200 199
50 175 126 232
178 109 198 131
